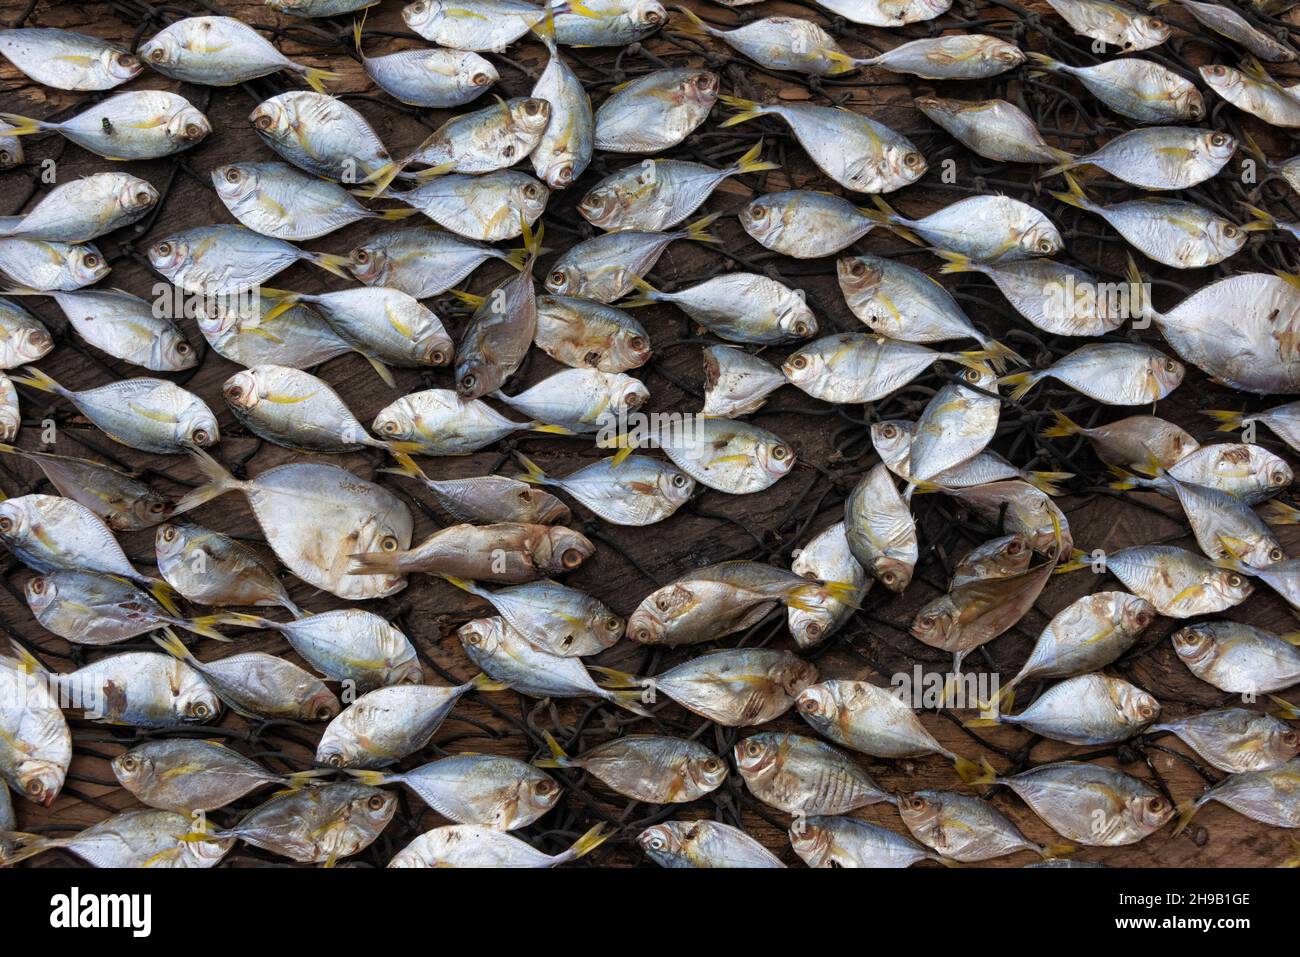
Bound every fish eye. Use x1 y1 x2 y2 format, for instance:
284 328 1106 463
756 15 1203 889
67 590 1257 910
352 249 371 264
880 570 896 585
1207 65 1226 77
191 428 210 444
1211 133 1229 147
535 779 558 795
671 473 688 488
315 704 334 720
428 349 448 365
120 755 138 771
793 321 811 337
1149 17 1165 28
647 836 665 850
786 354 808 371
460 373 476 390
1227 574 1243 588
161 525 178 541
381 535 399 552
1272 469 1290 486
1163 359 1177 372
149 501 166 514
156 241 172 256
644 8 663 23
191 703 211 719
881 424 897 439
797 696 818 713
561 548 584 569
804 621 823 638
0 517 12 533
83 253 100 267
380 420 399 435
254 114 273 130
525 184 541 199
117 53 136 67
1139 703 1156 719
772 445 790 460
29 577 45 594
184 123 201 139
1270 547 1285 563
634 626 652 641
605 616 622 632
701 757 721 772
472 72 491 86
464 629 481 645
903 151 924 168
964 369 980 382
743 741 762 757
26 779 43 795
747 204 766 220
224 383 243 400
176 340 192 355
136 190 154 205
919 614 936 627
502 145 515 158
1036 238 1053 253
1147 797 1166 813
0 151 8 164
1283 731 1299 747
628 335 647 351
225 168 241 183
1224 225 1240 238
525 100 544 116
1006 540 1022 553
549 270 566 285
149 48 165 62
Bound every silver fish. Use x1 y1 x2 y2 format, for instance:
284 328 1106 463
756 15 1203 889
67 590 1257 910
678 10 858 75
401 97 551 175
195 297 353 369
916 96 1072 164
993 761 1173 845
1172 621 1300 694
531 25 593 188
50 651 221 728
251 91 395 185
899 790 1058 861
856 34 1025 79
1201 60 1300 128
356 21 494 108
391 822 607 867
10 288 194 371
640 820 784 868
0 28 141 90
349 225 521 298
628 272 816 345
455 241 541 399
535 295 650 372
721 96 925 193
514 453 693 525
395 169 549 242
1047 126 1234 190
845 462 917 592
383 452 570 525
1044 410 1200 471
1152 707 1300 774
554 0 665 45
1002 343 1184 405
0 171 157 242
12 369 217 454
544 214 719 302
908 367 1001 485
946 480 1073 558
222 365 389 454
593 68 718 153
0 90 210 160
0 296 51 368
791 815 948 868
0 493 154 585
372 389 564 454
701 346 784 418
0 809 230 868
207 782 395 864
1164 0 1295 61
1086 544 1252 617
139 16 339 90
812 0 950 26
866 193 1064 261
788 520 869 647
782 333 990 405
1157 470 1284 567
155 522 300 616
1205 402 1300 454
446 575 624 657
403 0 554 52
635 648 818 725
609 415 795 495
951 533 1034 587
871 418 1070 493
0 238 107 291
1045 0 1171 50
0 644 70 807
272 0 380 13
735 732 891 815
147 225 350 296
0 444 171 532
1028 54 1203 123
539 732 728 803
495 368 647 432
348 521 593 582
741 190 875 259
975 673 1159 744
1175 759 1300 833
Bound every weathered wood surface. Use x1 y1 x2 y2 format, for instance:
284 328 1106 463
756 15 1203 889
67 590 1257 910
3 0 1300 868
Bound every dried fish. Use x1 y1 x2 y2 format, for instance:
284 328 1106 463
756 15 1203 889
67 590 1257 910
0 444 171 532
139 16 339 90
0 644 70 807
624 648 817 725
0 27 141 90
845 462 917 592
537 732 728 803
899 790 1063 860
514 452 693 525
0 90 210 160
1002 343 1184 405
1028 54 1204 123
735 732 892 815
1172 621 1300 694
594 69 718 153
788 520 870 647
0 809 231 867
640 820 783 867
969 673 1159 744
445 575 624 657
535 295 650 372
989 761 1173 845
391 822 607 867
741 190 875 259
791 815 948 868
155 522 300 616
1152 707 1300 773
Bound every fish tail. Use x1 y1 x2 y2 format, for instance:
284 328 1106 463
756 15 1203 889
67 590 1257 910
500 243 530 272
620 273 661 307
152 627 197 664
347 551 404 575
1049 172 1096 212
447 287 487 308
174 448 244 513
148 579 182 617
866 194 922 245
530 422 576 436
1026 471 1073 496
1241 128 1268 163
683 212 722 244
951 351 994 377
1053 549 1090 573
953 755 997 786
300 65 342 94
280 594 307 619
961 715 1001 728
1041 843 1076 860
1107 465 1142 492
728 138 779 176
563 822 610 862
1170 799 1201 837
0 832 69 866
303 251 352 280
604 688 654 717
178 615 234 643
344 769 392 786
717 94 767 128
588 664 643 689
935 250 976 274
352 12 366 54
381 449 430 482
979 338 1026 371
1261 500 1300 525
560 0 604 19
282 768 332 789
1202 409 1246 432
997 370 1040 401
0 113 49 136
513 452 550 485
8 367 66 397
819 578 863 608
471 672 510 692
673 6 712 36
375 207 417 222
1040 155 1080 179
1025 51 1061 76
1241 202 1279 233
1041 409 1083 439
533 729 572 768
1268 694 1300 718
2 640 46 677
359 157 415 199
255 287 305 323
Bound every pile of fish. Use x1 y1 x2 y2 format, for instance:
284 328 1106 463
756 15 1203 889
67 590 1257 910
0 0 1299 869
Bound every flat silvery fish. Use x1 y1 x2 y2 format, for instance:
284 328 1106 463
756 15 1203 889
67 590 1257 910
871 419 1070 493
811 0 950 26
1152 707 1300 774
0 494 155 586
47 651 221 728
148 225 350 296
899 790 1062 861
12 369 218 454
349 753 560 830
0 90 210 160
348 522 593 582
260 286 453 387
1072 544 1252 617
1174 759 1300 834
535 295 650 372
856 34 1025 79
0 238 107 291
113 739 327 813
701 346 784 417
937 251 1129 337
153 635 339 722
951 533 1034 586
741 190 875 259
554 0 665 45
355 21 495 108
593 68 718 153
230 609 422 691
0 444 171 532
457 617 650 715
791 816 948 869
0 296 51 368
444 575 624 657
782 333 990 405
0 27 141 90
986 761 1173 845
394 169 548 241
620 648 818 725
1201 60 1300 128
865 193 1063 261
383 451 570 525
1 375 17 441
1153 469 1284 567
0 644 70 807
495 368 647 433
455 229 542 398
998 591 1156 701
391 823 607 867
1028 54 1203 123
722 96 925 193
788 520 869 647
213 161 415 241
139 16 339 90
8 287 193 371
627 272 815 345
544 215 719 302
845 462 917 592
1205 402 1300 454
174 449 413 601
677 10 857 75
316 678 504 769
1161 0 1295 61
531 19 593 188
222 365 391 454
514 452 692 525
1172 621 1300 694
0 809 230 868
1045 0 1171 50
196 297 353 369
1043 411 1198 470
907 367 1001 486
582 141 776 233
608 415 795 494
155 522 302 616
251 91 395 185
273 0 380 13
640 820 783 868
916 96 1073 164
968 673 1159 744
349 226 522 298
735 732 891 815
1002 343 1184 405
1051 173 1244 269
403 0 555 52
0 171 157 242
1045 126 1234 190
372 389 563 454
399 97 551 176
537 732 728 803
946 480 1073 558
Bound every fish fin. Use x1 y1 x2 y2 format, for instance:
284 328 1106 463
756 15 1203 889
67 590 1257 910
936 250 975 274
1026 471 1073 496
471 672 510 692
180 614 234 642
2 640 46 676
1261 500 1300 526
152 628 196 664
588 664 643 689
672 6 711 36
533 730 571 768
1049 172 1095 212
0 113 46 136
256 287 304 323
381 450 430 482
567 822 609 860
173 448 243 513
683 212 722 244
1042 843 1076 860
148 580 182 617
818 578 863 608
1107 465 1141 492
865 194 922 245
1170 799 1200 837
606 689 654 717
303 251 352 280
1241 202 1278 233
8 367 64 395
530 422 575 436
344 769 391 786
961 716 1001 728
997 370 1039 401
410 161 456 182
362 353 396 388
1202 409 1246 432
347 551 403 575
359 158 409 198
1040 156 1081 179
352 12 367 55
1024 51 1060 76
1241 128 1267 163
1054 549 1091 573
0 833 65 866
500 243 529 272
440 574 483 598
560 0 603 19
953 755 997 785
1041 409 1082 438
447 288 487 308
376 207 417 222
283 769 331 789
513 452 548 484
619 273 660 307
976 338 1026 371
1268 694 1300 718
301 66 341 94
730 138 779 176
950 350 995 377
717 94 767 128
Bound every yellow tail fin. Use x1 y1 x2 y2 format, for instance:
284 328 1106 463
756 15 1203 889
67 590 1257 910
1027 471 1073 496
587 664 643 688
302 66 341 94
1050 172 1093 211
1241 202 1279 233
673 5 711 36
1202 409 1246 432
730 139 779 176
8 367 64 395
514 452 548 484
305 251 352 280
717 94 767 128
567 822 609 861
954 755 997 786
1261 500 1300 525
998 370 1039 402
1041 409 1083 439
0 112 44 136
533 729 571 769
683 213 721 244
